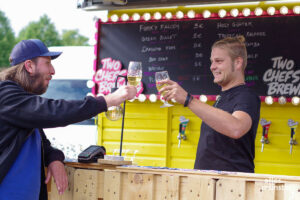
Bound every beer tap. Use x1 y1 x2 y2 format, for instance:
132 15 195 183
177 116 189 148
288 119 298 154
260 118 271 152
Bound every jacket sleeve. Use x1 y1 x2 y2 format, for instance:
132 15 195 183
0 81 108 129
40 129 65 166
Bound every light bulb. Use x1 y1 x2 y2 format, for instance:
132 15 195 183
265 96 273 105
280 6 289 15
165 12 173 19
138 94 146 102
278 96 286 105
149 94 157 102
292 96 300 106
203 10 211 18
293 6 300 14
121 13 129 21
267 7 276 16
132 13 140 21
242 8 251 17
200 95 208 103
187 10 195 18
111 14 119 22
154 12 162 20
254 7 263 16
143 13 151 21
86 80 95 88
105 106 123 121
218 9 227 18
176 11 184 19
230 8 239 17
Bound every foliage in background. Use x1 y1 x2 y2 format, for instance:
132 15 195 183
61 29 89 46
17 15 62 46
0 12 89 68
0 10 15 68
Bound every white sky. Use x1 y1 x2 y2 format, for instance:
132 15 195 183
0 0 107 45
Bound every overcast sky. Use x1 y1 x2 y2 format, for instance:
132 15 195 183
0 0 106 45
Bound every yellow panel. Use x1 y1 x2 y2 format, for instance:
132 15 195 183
98 100 300 176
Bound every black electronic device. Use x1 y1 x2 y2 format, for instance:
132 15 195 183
78 145 106 163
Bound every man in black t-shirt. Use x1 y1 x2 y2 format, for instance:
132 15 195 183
159 36 261 173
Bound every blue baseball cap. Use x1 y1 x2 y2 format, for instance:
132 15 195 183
10 39 62 66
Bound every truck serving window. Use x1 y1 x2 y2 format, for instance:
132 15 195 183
42 79 94 125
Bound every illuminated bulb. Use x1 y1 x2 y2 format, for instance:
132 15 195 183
187 10 196 18
200 95 208 103
149 94 157 102
254 7 263 16
278 96 286 105
292 96 300 106
265 96 273 105
143 13 151 21
176 11 184 19
101 16 108 23
165 12 173 19
242 8 251 17
203 10 211 18
138 94 146 102
293 6 300 14
154 12 162 20
267 7 276 16
132 13 140 21
86 80 95 88
218 9 227 18
86 92 94 97
121 13 129 21
128 99 135 103
280 6 289 15
230 8 239 17
111 14 119 22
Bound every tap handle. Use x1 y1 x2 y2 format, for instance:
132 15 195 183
291 128 295 139
262 126 266 137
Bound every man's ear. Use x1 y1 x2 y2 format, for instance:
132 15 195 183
234 57 243 71
24 60 34 75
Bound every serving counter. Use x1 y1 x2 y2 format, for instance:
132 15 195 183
49 162 300 200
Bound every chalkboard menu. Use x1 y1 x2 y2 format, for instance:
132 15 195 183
96 15 300 97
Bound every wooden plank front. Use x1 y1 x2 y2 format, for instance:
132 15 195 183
125 173 154 200
161 175 180 200
73 169 98 200
216 179 246 200
104 170 121 200
186 176 215 200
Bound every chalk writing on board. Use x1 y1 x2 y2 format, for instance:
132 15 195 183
263 56 300 96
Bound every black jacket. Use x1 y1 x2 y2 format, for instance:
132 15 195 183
0 80 108 199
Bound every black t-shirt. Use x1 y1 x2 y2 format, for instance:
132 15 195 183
194 85 261 173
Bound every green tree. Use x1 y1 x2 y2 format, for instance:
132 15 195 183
61 29 89 46
17 14 62 46
0 10 15 68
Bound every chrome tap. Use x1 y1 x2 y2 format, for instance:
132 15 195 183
178 116 189 148
288 119 298 154
260 118 271 152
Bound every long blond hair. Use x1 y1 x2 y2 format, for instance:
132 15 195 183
0 59 37 93
212 36 247 71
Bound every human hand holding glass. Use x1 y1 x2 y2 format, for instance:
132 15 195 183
155 71 173 108
127 61 142 87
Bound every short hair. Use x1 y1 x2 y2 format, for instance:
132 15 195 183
212 36 247 70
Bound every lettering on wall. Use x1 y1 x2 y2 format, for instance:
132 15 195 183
263 56 300 96
94 58 144 95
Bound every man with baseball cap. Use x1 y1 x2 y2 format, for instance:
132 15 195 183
0 39 137 200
